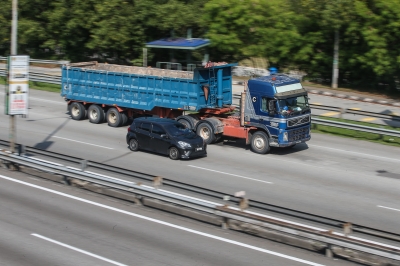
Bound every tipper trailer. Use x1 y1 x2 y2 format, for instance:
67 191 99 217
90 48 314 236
61 61 311 154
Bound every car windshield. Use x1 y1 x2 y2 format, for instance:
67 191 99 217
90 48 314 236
277 95 310 116
165 123 195 137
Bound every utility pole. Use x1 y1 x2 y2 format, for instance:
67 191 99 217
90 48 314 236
331 29 339 89
9 0 18 153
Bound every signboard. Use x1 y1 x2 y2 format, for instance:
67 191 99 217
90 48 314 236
6 55 29 115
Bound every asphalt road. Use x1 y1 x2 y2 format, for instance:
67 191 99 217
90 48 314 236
0 170 352 266
0 89 399 238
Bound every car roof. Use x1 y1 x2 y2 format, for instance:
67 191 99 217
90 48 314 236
133 117 178 125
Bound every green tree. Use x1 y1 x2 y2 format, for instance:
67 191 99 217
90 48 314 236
202 0 301 67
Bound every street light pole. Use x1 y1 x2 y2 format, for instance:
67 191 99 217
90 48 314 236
10 0 18 153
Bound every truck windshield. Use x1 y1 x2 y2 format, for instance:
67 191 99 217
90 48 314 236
277 95 310 116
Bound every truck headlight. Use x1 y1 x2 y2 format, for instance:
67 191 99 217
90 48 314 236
283 132 288 141
178 141 191 149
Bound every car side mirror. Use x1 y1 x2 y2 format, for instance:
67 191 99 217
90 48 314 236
161 134 168 139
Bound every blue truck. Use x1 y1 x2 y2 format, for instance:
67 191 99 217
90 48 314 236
61 61 311 154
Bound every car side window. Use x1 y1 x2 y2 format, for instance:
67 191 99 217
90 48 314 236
152 124 165 135
139 122 151 132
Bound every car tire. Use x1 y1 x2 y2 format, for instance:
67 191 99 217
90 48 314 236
70 102 86 120
106 108 122 127
196 122 216 144
129 138 139 151
88 104 105 124
251 131 270 154
169 147 180 160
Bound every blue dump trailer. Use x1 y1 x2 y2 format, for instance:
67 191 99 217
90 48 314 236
61 61 311 154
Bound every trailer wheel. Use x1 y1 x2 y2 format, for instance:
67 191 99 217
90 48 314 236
177 118 192 129
70 102 86 120
251 131 270 154
120 112 128 126
106 108 122 127
88 105 105 124
196 122 216 144
169 147 180 160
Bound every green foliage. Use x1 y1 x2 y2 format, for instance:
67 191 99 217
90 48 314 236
1 0 400 93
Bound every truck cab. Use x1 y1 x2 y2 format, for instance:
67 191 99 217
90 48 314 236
244 74 311 150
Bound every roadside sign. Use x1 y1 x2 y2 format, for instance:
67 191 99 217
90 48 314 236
6 55 29 115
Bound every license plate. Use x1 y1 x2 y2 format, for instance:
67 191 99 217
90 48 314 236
196 147 203 151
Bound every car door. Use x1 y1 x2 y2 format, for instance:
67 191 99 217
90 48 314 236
150 123 170 154
136 122 152 150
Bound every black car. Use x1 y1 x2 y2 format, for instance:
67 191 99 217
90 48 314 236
126 117 207 160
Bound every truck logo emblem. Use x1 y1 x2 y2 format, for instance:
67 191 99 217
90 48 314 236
252 97 257 102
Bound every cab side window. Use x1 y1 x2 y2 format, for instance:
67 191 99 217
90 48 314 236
261 97 268 112
152 124 165 135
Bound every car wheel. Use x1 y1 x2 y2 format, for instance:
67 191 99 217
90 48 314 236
70 102 86 120
129 138 139 151
106 107 122 127
251 131 270 154
169 147 180 160
88 104 105 124
196 122 216 144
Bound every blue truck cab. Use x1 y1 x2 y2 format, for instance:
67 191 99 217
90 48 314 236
244 74 311 148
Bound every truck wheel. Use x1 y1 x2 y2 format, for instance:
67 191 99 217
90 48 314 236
120 112 128 126
251 131 270 154
196 122 216 144
106 108 122 127
129 138 139 151
177 118 192 129
169 147 180 160
88 105 105 124
70 102 86 120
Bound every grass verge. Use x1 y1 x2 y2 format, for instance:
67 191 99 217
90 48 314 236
312 116 400 147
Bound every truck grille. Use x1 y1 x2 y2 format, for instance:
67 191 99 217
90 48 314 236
287 114 310 127
288 127 309 141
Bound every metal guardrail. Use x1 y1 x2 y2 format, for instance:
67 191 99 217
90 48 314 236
0 149 399 264
0 56 69 65
0 70 61 84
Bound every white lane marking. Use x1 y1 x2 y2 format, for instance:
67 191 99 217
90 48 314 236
309 144 400 163
378 205 400 212
52 136 113 150
188 165 273 184
31 233 127 266
2 175 322 266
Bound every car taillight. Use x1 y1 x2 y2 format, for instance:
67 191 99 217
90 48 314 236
127 127 131 132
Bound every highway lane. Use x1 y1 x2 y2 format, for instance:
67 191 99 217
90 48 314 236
0 89 400 235
0 169 350 266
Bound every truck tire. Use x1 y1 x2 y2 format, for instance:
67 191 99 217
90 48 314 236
120 112 128 126
196 122 216 144
70 102 86 120
106 108 122 127
177 118 192 129
88 104 105 124
169 147 180 160
251 131 270 154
